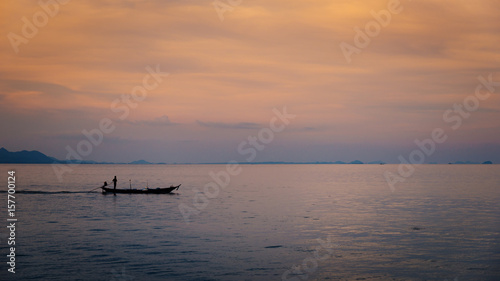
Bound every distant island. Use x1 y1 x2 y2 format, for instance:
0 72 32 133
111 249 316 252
0 147 142 165
0 147 494 165
0 147 57 164
448 160 493 165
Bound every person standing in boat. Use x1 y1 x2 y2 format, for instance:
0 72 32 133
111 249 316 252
112 176 117 190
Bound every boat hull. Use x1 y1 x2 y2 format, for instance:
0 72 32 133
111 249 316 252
101 184 180 194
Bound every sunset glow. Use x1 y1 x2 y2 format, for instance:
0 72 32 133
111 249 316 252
1 0 499 163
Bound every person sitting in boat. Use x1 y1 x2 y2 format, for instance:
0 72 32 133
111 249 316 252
102 181 108 188
112 176 117 190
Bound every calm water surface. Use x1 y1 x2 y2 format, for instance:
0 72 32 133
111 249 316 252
0 164 499 280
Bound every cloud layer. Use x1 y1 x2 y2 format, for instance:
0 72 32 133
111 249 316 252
1 0 499 163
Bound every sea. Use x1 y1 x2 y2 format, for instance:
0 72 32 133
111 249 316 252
0 164 499 281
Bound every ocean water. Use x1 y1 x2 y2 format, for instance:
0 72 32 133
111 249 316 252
0 164 499 280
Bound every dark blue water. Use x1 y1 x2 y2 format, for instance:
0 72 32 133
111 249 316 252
0 164 499 280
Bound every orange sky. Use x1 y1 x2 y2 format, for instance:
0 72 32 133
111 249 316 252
1 0 499 163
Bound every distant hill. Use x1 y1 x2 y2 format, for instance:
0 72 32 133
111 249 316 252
0 147 158 165
0 147 56 164
449 160 494 164
0 147 494 165
129 160 152 164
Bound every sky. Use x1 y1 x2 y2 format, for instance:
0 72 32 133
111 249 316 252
1 0 499 164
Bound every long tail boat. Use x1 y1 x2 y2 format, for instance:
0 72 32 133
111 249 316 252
100 184 181 194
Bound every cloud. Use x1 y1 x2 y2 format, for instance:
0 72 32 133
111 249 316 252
196 120 260 130
51 133 127 144
0 79 115 112
120 115 175 126
0 79 76 96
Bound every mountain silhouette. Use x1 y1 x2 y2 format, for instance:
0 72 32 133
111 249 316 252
0 147 57 164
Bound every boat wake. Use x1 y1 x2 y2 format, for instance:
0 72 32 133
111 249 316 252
0 190 99 194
